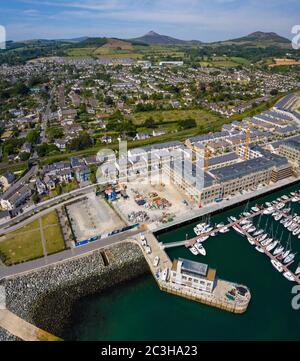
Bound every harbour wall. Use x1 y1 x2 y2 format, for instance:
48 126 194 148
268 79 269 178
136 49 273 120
0 242 148 340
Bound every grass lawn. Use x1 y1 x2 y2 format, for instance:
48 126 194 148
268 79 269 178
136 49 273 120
0 220 43 266
61 180 78 193
42 211 65 255
0 211 65 265
131 108 223 126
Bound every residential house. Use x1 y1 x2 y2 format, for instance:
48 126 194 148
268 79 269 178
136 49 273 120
0 172 16 191
36 178 47 195
75 166 91 182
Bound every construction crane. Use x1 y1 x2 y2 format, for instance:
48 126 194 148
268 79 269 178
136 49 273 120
204 144 211 172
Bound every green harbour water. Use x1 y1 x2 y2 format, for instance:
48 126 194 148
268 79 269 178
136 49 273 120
65 182 300 341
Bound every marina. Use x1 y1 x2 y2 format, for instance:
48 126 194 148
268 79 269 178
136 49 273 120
161 192 300 285
66 181 300 341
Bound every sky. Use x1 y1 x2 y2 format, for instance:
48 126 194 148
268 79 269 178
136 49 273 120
0 0 299 42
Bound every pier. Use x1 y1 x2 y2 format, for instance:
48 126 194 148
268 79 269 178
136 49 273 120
133 232 251 314
0 309 62 341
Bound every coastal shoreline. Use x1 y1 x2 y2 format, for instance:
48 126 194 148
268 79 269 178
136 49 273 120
0 242 149 340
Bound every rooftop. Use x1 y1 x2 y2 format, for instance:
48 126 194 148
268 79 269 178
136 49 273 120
178 257 208 277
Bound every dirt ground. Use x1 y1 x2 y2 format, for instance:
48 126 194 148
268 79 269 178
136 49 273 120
113 175 195 227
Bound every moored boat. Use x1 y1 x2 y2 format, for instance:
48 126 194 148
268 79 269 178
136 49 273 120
271 259 283 273
189 246 199 255
195 242 206 256
283 271 295 282
266 240 278 252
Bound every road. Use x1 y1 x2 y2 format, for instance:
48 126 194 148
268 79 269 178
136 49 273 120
0 227 141 279
0 193 89 235
0 183 98 233
40 88 55 143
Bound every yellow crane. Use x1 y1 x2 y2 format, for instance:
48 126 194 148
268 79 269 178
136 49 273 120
204 144 211 172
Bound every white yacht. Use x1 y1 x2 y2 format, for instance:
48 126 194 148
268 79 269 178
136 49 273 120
273 244 284 256
253 229 264 236
219 227 229 233
247 236 255 245
274 213 283 221
257 234 268 242
276 203 285 209
255 246 265 253
295 263 300 275
266 240 278 252
278 249 290 261
251 206 260 212
232 224 245 235
153 256 160 267
293 227 300 236
195 242 206 256
284 253 296 264
189 246 199 255
261 238 273 247
161 268 169 282
271 260 283 273
263 207 273 215
283 271 295 282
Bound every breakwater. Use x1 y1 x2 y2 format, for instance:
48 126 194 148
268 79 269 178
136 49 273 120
0 242 148 339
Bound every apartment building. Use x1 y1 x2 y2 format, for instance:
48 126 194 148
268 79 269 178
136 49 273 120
277 140 300 167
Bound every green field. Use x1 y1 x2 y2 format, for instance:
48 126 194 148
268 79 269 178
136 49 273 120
131 108 223 127
42 212 65 255
0 211 65 265
200 56 250 68
0 220 43 265
66 44 186 60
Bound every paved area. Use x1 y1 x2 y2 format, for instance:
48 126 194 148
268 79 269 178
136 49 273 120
66 193 125 241
0 309 61 341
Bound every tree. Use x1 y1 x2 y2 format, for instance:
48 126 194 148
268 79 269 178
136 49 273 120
36 144 59 157
31 193 39 204
55 184 62 196
67 132 93 151
90 172 97 184
19 152 30 161
270 89 279 96
26 129 40 143
143 117 157 129
178 118 196 130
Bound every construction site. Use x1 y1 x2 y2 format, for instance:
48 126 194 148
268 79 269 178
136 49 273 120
112 178 193 229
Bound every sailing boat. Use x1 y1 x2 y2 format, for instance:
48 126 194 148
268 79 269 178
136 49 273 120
278 234 292 260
